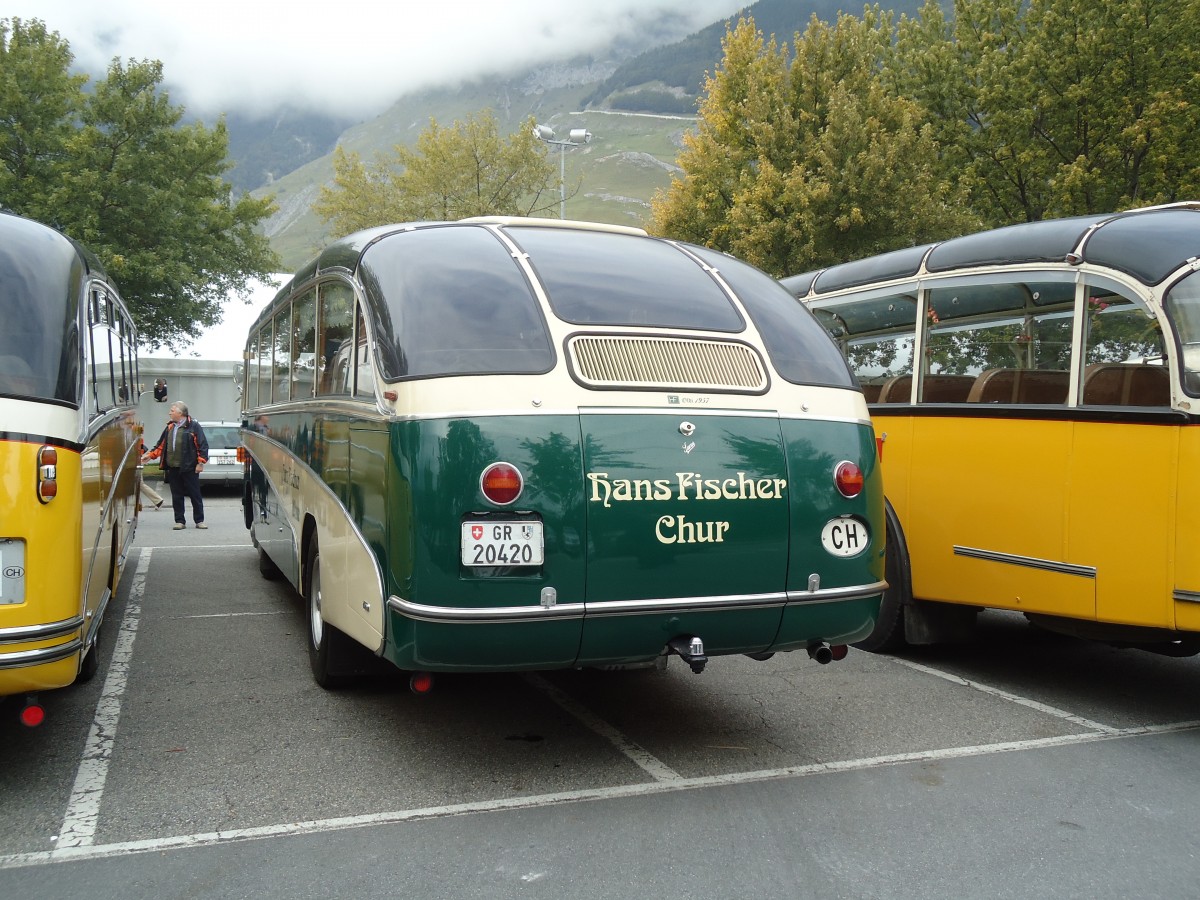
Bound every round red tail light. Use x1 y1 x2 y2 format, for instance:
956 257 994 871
480 462 523 505
39 447 58 466
834 460 864 498
20 701 45 728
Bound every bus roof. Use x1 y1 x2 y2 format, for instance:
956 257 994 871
0 210 111 285
786 202 1200 297
255 218 655 331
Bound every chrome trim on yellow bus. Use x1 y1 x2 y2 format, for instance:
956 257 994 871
0 616 86 643
0 637 82 669
954 545 1097 579
1176 590 1200 604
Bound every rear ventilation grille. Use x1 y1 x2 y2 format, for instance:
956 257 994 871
568 335 768 392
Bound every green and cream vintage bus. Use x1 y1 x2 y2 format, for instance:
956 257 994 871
239 218 885 691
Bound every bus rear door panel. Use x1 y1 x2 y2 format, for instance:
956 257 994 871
1069 416 1178 630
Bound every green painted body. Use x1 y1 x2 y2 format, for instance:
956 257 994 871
252 408 882 671
282 410 883 671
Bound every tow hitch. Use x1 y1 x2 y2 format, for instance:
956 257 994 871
667 635 708 674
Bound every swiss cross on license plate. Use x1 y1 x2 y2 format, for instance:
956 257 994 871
461 521 544 566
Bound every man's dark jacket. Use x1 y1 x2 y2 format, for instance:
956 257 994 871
145 417 209 474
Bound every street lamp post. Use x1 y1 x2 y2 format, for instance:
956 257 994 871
533 124 592 219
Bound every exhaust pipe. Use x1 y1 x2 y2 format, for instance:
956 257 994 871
807 643 834 665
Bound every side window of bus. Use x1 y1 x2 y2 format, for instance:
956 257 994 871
245 331 259 406
117 314 132 405
318 281 354 396
258 322 275 406
273 308 290 402
1080 282 1169 407
88 288 118 413
813 288 917 403
925 278 1075 405
353 304 374 400
291 289 316 400
1166 269 1200 397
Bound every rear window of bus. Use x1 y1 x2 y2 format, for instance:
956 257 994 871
690 246 856 388
357 226 555 381
507 226 745 332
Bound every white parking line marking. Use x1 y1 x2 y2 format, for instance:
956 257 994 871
523 672 683 782
54 550 151 849
890 657 1121 734
140 545 256 551
4 719 1195 871
170 612 287 619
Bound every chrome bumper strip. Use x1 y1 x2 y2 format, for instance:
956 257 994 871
0 615 86 644
954 546 1097 579
387 580 886 624
0 637 82 669
388 597 587 624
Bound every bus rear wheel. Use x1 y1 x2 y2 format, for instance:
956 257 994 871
853 508 910 653
305 539 360 689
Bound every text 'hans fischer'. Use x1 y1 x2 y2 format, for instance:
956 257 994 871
587 471 787 545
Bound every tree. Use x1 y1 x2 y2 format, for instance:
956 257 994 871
650 13 978 276
891 0 1200 224
314 111 559 237
0 18 279 348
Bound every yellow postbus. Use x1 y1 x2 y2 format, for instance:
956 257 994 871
0 212 142 725
784 202 1200 656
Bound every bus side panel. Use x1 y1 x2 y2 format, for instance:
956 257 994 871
0 442 85 697
871 411 914 524
774 418 884 650
1069 420 1177 629
1174 425 1200 633
903 414 1095 619
245 429 299 588
386 416 586 671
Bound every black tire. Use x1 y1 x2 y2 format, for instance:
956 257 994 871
76 638 100 684
853 503 911 653
242 479 254 529
258 544 281 580
305 540 362 689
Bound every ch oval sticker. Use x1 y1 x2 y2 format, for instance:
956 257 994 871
821 516 869 558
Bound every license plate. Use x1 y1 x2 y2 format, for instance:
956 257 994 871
461 521 544 566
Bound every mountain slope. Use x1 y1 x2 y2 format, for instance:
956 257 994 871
252 0 928 269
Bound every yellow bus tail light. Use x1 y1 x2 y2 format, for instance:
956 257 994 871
37 445 58 503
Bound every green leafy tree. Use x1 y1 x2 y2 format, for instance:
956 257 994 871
651 12 978 276
892 0 1200 224
0 18 279 348
314 111 559 237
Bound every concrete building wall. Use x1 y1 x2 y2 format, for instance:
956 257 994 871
136 357 244 429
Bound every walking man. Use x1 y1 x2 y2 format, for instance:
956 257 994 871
141 401 209 529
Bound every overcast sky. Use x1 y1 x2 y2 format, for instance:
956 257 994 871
10 0 748 120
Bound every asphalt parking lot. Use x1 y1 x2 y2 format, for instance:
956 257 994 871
2 490 1199 899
